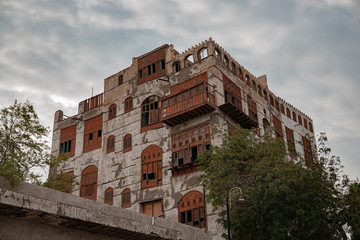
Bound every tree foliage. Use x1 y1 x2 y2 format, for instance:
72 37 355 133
198 128 356 240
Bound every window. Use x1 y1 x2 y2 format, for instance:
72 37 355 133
59 125 76 157
298 115 302 126
270 95 274 106
123 134 132 153
292 112 297 122
263 90 268 101
178 191 206 228
152 63 156 74
285 127 296 158
143 200 163 217
245 74 250 86
304 119 308 129
303 136 313 162
273 115 283 140
185 54 194 67
251 80 256 91
239 67 244 80
147 65 151 75
80 165 98 200
286 108 291 118
161 59 165 70
198 48 208 60
215 48 221 60
231 62 236 73
118 75 123 85
275 100 280 111
83 115 102 153
174 61 181 72
139 69 143 79
223 55 229 67
141 145 162 189
280 104 285 114
107 135 115 153
247 96 258 124
104 187 113 205
141 95 160 128
309 122 313 133
124 97 133 113
258 85 262 96
121 188 131 208
108 104 117 120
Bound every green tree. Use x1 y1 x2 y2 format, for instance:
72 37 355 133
197 128 349 240
0 100 50 186
345 181 360 239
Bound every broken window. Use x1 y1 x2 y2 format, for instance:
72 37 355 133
178 191 206 228
251 80 257 91
231 62 236 73
161 59 165 70
173 61 181 72
185 54 194 67
223 55 229 67
141 145 162 189
215 48 221 60
245 74 250 86
198 48 208 60
263 118 271 136
147 65 151 76
239 67 244 80
141 95 159 128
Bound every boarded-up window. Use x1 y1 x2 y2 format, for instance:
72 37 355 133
143 200 163 217
80 165 98 200
107 135 115 153
121 188 131 208
59 125 76 157
108 104 116 120
104 187 113 205
123 134 132 153
285 127 296 158
141 145 162 189
124 97 133 113
83 115 102 153
178 191 206 228
273 115 283 140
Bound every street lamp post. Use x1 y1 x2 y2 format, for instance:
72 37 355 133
226 187 246 240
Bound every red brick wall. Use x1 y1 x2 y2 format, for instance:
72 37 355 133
83 115 103 153
223 74 241 101
60 124 76 157
138 47 166 85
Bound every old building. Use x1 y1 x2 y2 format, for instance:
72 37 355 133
51 38 315 239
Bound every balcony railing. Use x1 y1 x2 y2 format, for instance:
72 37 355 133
160 85 215 126
219 91 258 129
84 93 104 112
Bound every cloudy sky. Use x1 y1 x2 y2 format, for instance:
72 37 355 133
1 0 359 180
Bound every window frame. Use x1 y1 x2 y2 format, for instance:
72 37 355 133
104 187 113 205
108 104 117 120
80 165 98 200
123 134 132 153
121 188 131 208
141 145 162 189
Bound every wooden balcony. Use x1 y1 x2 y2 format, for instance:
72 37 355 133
161 91 215 126
219 97 258 129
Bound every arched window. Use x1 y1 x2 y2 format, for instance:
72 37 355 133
107 135 115 153
239 67 244 80
251 80 257 91
141 96 160 129
263 118 271 136
173 61 181 72
280 104 285 114
141 145 162 189
124 97 133 113
309 122 314 132
198 48 208 60
263 90 268 101
108 104 117 120
292 112 297 122
275 100 280 111
245 74 250 86
223 55 229 67
215 48 221 60
123 134 132 153
121 188 131 208
231 62 236 73
304 119 308 129
258 85 262 96
80 165 98 200
286 108 291 118
185 54 194 67
104 187 113 205
178 191 206 228
270 95 274 106
298 115 302 126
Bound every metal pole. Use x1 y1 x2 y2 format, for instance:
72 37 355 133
226 196 231 240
